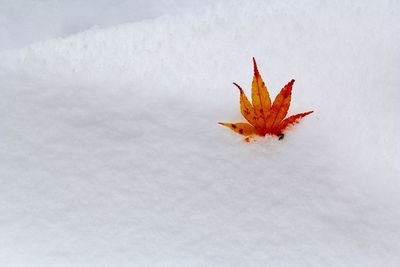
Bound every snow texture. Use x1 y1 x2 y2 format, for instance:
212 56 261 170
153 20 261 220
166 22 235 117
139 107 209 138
0 0 399 266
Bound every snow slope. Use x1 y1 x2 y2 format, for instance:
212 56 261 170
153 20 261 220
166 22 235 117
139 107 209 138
0 0 218 51
0 0 399 266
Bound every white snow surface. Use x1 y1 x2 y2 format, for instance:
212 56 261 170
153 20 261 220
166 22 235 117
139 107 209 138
0 0 217 51
0 1 399 266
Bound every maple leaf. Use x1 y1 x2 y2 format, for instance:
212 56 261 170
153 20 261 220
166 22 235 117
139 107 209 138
219 58 313 140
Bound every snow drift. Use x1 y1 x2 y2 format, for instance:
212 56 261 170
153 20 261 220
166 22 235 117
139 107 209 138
0 0 399 266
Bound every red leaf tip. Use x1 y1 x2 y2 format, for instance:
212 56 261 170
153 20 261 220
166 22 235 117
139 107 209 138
233 82 244 92
253 57 260 77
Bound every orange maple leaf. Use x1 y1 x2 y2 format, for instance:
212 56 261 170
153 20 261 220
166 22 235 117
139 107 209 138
219 58 313 140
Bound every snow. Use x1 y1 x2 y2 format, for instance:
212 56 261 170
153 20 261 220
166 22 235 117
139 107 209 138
0 0 399 266
0 0 218 51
